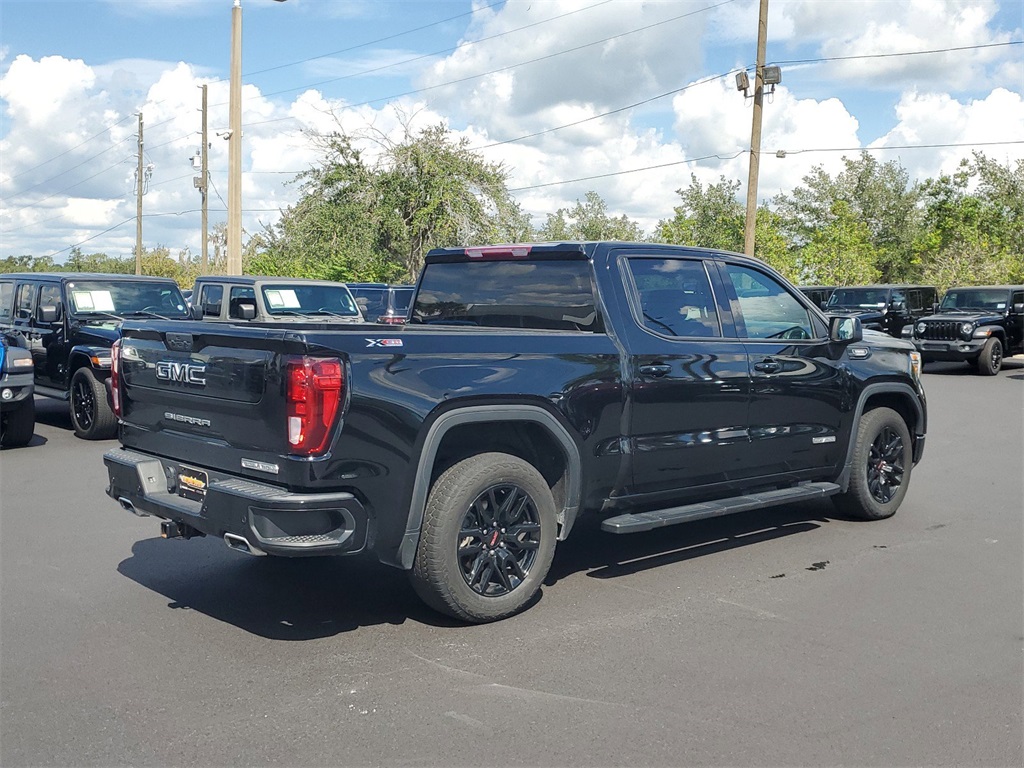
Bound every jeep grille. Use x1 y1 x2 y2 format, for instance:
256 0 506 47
919 320 959 340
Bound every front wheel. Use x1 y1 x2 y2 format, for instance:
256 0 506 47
410 452 557 623
835 407 913 520
70 368 117 439
977 337 1003 376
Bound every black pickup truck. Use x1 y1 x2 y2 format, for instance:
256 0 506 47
104 242 927 622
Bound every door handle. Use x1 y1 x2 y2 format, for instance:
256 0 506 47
753 359 781 374
639 363 672 377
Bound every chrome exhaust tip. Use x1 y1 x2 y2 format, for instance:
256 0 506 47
223 533 266 557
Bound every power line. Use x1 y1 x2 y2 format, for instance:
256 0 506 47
240 0 508 79
7 114 136 181
254 0 732 104
771 39 1022 67
508 140 1024 192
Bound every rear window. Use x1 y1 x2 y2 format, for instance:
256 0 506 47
413 261 602 332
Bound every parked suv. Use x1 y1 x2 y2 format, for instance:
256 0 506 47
347 283 415 324
0 273 190 439
191 276 363 323
825 284 938 338
798 285 837 310
0 333 35 447
908 285 1024 375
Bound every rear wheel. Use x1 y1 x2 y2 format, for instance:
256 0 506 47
835 407 912 520
411 452 557 623
0 398 35 448
977 337 1003 376
70 368 117 439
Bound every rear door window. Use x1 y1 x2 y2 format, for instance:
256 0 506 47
199 284 223 317
626 258 721 337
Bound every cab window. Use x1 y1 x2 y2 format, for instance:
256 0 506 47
228 287 256 319
627 258 721 338
199 284 223 317
0 282 13 321
725 265 813 340
15 283 35 321
37 284 63 323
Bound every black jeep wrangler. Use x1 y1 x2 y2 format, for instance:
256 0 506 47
908 285 1024 375
0 273 190 438
824 284 938 338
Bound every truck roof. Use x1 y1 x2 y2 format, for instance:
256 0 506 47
2 272 181 283
424 241 768 268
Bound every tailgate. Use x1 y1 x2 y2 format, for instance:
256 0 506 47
117 321 312 481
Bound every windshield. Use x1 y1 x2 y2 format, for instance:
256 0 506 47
939 289 1009 311
66 280 189 318
826 288 890 309
260 284 360 317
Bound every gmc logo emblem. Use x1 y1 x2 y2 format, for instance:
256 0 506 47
155 361 207 386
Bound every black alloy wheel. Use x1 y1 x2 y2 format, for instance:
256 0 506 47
457 484 542 597
72 374 96 431
866 425 905 504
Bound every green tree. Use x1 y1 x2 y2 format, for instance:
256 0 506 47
775 153 924 282
251 120 529 281
538 191 646 241
798 201 880 285
656 175 744 251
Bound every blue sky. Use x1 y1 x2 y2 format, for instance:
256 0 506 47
2 0 1023 263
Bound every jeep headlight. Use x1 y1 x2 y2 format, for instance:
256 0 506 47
960 322 974 338
916 322 926 335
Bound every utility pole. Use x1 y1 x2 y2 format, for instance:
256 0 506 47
743 0 769 257
195 84 210 273
135 113 144 275
227 0 243 275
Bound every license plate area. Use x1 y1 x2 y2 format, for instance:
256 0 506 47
178 465 208 502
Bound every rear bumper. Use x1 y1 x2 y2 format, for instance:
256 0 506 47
104 447 369 557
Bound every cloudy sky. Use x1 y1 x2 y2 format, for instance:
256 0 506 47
2 0 1022 263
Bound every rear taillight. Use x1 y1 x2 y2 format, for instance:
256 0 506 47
285 356 344 456
110 338 123 418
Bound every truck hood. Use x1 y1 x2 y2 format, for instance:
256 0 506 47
862 328 915 351
919 311 1004 324
827 308 886 323
71 321 121 346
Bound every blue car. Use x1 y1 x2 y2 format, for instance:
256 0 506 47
0 334 35 447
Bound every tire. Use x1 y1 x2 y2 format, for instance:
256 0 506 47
70 367 117 440
410 452 557 623
835 407 913 520
0 398 35 448
977 337 1003 376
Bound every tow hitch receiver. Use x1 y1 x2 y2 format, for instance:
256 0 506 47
160 520 203 540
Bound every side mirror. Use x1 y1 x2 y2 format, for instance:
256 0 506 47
1013 303 1023 314
932 302 939 313
37 304 59 323
190 304 203 320
238 303 256 320
890 300 906 312
829 315 862 344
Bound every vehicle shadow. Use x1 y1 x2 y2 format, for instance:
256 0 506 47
117 536 461 640
117 500 845 640
924 360 1024 377
547 499 840 585
32 397 74 431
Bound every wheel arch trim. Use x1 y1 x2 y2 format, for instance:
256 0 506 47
838 382 925 490
396 404 583 570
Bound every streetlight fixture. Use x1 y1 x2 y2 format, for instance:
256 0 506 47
226 0 287 276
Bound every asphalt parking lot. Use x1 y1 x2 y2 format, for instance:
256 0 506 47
2 361 1022 767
